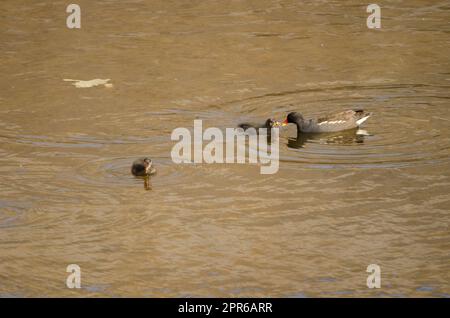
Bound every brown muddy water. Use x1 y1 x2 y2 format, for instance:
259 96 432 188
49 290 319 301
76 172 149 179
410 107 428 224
0 0 449 297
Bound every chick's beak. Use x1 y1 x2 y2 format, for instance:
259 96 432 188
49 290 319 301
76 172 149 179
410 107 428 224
145 160 153 173
281 119 288 126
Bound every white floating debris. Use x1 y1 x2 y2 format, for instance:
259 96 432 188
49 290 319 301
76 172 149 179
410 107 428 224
356 129 370 136
63 78 113 88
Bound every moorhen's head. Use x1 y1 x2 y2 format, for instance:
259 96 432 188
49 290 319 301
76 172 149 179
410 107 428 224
282 112 304 126
131 158 156 176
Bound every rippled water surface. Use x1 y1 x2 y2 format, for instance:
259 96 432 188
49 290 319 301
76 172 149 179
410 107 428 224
0 0 449 297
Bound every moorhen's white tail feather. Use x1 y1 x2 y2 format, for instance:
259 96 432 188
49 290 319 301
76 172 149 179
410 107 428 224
356 114 371 126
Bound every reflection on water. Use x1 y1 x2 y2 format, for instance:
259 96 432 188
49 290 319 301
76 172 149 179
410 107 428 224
143 177 152 191
0 0 449 297
287 129 367 149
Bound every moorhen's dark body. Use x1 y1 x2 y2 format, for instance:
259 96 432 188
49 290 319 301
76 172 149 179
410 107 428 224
282 110 371 134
